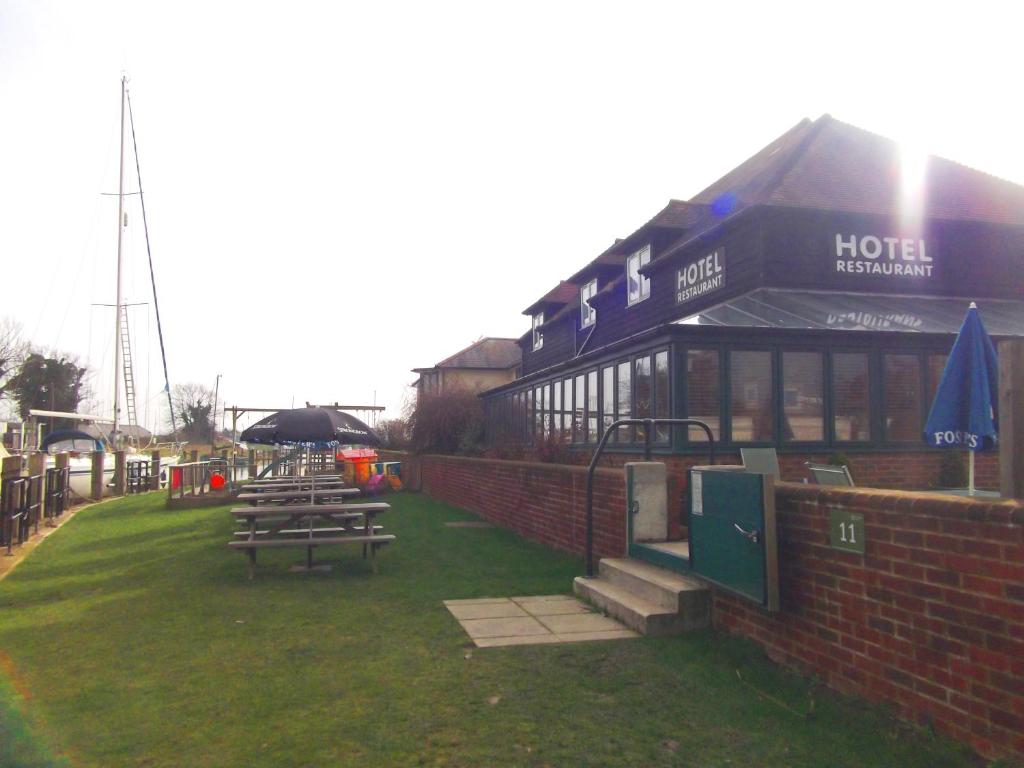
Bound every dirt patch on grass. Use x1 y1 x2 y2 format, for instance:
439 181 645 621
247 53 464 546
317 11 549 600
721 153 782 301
0 651 32 701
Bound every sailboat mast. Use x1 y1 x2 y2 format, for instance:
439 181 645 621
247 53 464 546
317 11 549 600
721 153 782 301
112 75 127 448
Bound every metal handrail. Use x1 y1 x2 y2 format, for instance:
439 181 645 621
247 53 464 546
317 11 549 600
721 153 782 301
585 418 715 578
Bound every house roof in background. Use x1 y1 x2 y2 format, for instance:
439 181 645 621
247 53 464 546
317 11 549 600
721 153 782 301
413 337 522 373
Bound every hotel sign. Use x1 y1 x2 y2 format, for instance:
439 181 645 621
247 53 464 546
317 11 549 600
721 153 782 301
677 249 725 305
834 234 933 278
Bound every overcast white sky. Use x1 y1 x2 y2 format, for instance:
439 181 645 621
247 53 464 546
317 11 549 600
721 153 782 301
2 0 1022 432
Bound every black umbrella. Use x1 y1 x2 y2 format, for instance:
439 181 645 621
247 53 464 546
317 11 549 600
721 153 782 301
240 407 381 448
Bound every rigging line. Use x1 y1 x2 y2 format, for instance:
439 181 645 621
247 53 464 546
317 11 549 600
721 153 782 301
126 86 177 436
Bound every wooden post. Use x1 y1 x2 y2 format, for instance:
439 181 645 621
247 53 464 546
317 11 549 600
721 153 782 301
90 451 105 500
28 453 46 523
248 449 256 480
150 450 161 491
113 450 126 496
1 455 23 482
999 340 1024 499
271 449 280 477
189 449 198 464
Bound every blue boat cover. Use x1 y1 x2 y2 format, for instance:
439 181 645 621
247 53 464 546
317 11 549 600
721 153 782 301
923 305 999 452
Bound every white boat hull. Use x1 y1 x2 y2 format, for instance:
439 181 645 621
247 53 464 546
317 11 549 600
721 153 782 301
58 454 180 500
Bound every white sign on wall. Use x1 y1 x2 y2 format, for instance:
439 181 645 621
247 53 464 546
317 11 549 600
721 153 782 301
834 234 933 278
677 249 725 305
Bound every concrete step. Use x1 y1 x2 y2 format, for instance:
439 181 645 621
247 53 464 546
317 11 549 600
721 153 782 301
573 575 708 636
599 557 709 616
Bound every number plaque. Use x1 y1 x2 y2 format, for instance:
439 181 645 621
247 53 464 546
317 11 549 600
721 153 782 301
828 509 865 554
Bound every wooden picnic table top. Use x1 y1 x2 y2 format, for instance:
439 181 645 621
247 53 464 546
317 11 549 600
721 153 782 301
248 475 344 483
231 502 389 517
236 488 360 503
243 480 348 491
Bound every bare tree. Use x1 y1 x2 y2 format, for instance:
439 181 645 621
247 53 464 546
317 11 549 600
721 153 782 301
0 317 27 401
170 382 217 442
375 417 410 450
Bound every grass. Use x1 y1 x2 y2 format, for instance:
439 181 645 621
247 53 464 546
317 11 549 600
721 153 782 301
0 492 984 767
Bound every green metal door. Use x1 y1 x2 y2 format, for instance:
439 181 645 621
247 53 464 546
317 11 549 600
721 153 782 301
687 468 779 611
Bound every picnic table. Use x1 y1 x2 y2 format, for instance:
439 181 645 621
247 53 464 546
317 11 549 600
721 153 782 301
229 502 394 578
236 488 360 505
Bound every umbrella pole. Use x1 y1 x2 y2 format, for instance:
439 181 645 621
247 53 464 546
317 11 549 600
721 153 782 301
968 450 975 496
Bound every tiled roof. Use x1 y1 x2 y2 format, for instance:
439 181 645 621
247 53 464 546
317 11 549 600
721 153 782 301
522 281 579 315
692 115 1024 225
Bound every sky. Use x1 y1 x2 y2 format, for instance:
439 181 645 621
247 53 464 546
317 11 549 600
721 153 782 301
2 0 1022 433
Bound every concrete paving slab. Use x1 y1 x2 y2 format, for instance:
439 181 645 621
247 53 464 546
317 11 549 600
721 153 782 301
510 594 577 604
473 634 565 648
554 630 639 643
461 616 550 639
536 612 626 634
447 602 529 620
445 593 636 647
518 600 591 616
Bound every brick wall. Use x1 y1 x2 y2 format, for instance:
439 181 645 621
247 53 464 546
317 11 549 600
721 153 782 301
406 452 1023 762
416 454 626 559
716 483 1024 761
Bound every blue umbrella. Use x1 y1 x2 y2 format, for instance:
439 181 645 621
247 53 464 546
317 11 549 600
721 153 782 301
923 302 999 494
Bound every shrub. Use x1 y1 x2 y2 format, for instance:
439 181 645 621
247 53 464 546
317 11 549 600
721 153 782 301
827 451 851 468
407 389 484 455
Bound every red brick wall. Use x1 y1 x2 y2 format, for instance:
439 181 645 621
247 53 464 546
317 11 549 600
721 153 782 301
417 455 627 559
407 452 1023 762
715 484 1024 762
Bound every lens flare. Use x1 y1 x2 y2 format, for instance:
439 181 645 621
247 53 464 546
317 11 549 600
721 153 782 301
898 143 928 233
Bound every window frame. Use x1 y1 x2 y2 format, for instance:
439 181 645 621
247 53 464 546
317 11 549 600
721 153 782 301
626 244 651 307
532 312 544 351
580 279 597 329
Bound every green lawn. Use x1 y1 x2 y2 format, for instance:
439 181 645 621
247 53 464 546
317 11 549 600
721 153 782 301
0 492 982 767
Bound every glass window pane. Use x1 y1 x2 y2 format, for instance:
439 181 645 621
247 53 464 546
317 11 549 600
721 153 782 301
782 352 824 442
542 384 551 438
617 361 632 441
627 254 641 304
587 370 598 443
885 355 921 441
574 375 584 443
686 350 720 441
565 376 573 442
655 351 670 442
635 356 652 441
535 385 544 438
626 245 651 305
581 279 597 328
602 366 615 438
527 389 535 443
731 351 774 442
833 353 871 441
927 353 948 406
553 379 562 438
